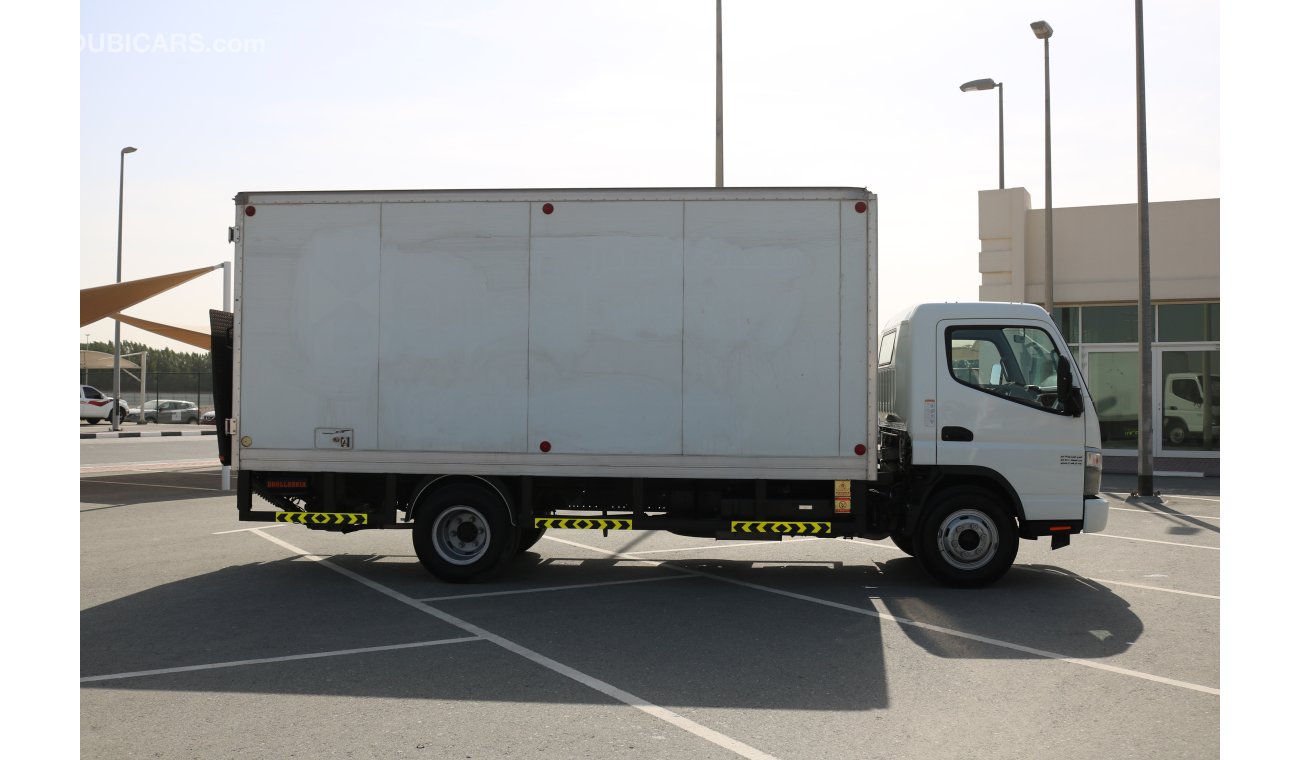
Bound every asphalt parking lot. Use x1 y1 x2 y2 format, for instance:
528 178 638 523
80 447 1221 760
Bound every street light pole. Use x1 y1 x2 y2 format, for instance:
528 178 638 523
959 78 1004 189
111 146 137 431
715 0 724 188
1135 0 1155 496
1031 20 1055 317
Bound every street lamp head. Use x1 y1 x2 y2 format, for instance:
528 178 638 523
960 78 998 93
1031 20 1053 39
122 146 137 154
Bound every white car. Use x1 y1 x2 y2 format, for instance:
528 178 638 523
81 384 126 424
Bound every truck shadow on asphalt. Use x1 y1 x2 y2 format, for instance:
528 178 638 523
81 548 1143 711
80 472 228 510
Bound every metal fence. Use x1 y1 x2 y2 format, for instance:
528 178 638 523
82 369 215 413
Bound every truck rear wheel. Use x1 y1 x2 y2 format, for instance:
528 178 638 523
413 483 518 582
915 487 1018 588
889 532 915 556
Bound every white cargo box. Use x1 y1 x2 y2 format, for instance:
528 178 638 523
232 188 877 481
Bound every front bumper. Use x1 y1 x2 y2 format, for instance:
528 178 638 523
1083 495 1109 533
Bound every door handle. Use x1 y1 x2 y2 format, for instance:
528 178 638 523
941 426 974 442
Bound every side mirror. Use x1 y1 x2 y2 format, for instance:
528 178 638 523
1057 354 1084 417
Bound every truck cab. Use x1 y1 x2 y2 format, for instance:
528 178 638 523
878 303 1108 585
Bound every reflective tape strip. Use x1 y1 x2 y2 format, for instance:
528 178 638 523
275 512 368 526
534 518 633 531
730 521 831 535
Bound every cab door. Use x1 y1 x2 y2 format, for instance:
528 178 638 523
936 320 1084 522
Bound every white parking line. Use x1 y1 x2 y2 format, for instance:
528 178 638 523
250 530 783 760
544 536 1219 696
83 480 226 493
836 540 1219 599
213 524 288 535
417 574 697 602
1109 506 1220 520
623 537 818 556
1090 533 1220 550
80 637 481 683
80 459 218 475
1104 492 1220 504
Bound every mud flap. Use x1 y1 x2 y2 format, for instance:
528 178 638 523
209 309 234 467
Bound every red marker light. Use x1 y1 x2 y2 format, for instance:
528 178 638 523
542 203 554 215
539 440 552 453
854 202 867 213
245 206 256 216
854 444 867 456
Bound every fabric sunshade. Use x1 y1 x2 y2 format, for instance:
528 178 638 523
80 350 140 370
112 313 212 351
80 265 221 327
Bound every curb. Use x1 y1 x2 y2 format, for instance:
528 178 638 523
1152 470 1216 478
81 429 219 440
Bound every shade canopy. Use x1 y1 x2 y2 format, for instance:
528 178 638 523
80 265 221 327
112 313 211 350
80 350 140 370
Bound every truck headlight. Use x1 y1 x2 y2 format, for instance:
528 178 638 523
1084 447 1103 497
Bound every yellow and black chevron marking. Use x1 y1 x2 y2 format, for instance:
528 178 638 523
730 521 831 535
276 512 368 526
535 518 633 531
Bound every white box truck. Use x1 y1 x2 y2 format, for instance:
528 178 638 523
212 187 1108 587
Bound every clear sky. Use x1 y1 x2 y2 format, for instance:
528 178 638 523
76 0 1219 352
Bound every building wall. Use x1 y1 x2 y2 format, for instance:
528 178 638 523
978 190 1219 304
977 190 1220 459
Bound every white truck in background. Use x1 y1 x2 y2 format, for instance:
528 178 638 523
1164 372 1219 446
211 187 1108 587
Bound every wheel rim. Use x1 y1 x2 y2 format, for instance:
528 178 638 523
431 505 491 566
1170 426 1186 444
936 508 999 571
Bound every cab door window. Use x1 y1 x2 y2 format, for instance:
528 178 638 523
947 326 1069 413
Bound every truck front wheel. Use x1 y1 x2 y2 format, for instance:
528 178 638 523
915 487 1018 588
413 483 518 582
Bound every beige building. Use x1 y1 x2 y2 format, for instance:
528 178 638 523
978 190 1219 459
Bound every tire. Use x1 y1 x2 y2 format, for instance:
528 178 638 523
889 531 915 556
1166 419 1188 446
914 487 1018 588
85 418 99 425
412 483 518 582
516 523 548 554
189 415 199 425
